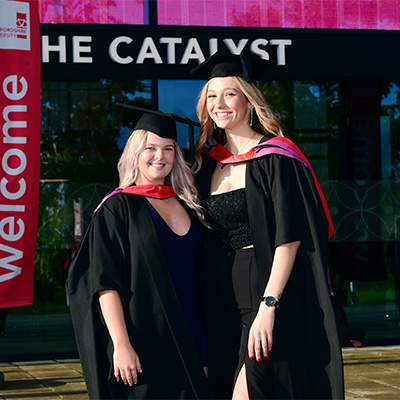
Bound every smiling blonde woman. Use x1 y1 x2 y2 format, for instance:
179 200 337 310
67 111 212 400
192 52 344 400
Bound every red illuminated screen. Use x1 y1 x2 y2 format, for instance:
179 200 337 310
39 0 145 24
39 0 400 30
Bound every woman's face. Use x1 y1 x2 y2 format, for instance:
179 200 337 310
206 76 250 132
135 132 175 186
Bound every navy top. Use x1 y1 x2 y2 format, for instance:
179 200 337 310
144 198 208 366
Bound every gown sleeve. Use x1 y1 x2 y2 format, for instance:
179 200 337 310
64 195 133 399
67 194 131 302
87 196 131 297
255 154 329 248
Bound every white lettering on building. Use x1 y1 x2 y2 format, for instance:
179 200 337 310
42 35 292 66
72 36 92 63
41 35 67 63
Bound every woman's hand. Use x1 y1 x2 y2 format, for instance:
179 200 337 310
98 290 143 386
113 342 142 386
248 304 275 362
247 241 301 362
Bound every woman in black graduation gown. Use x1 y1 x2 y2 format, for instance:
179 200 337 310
66 111 212 400
192 52 344 399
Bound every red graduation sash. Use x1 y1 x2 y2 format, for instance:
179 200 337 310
122 185 176 198
208 137 335 238
95 185 176 212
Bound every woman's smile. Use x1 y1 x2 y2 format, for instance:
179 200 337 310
206 77 250 131
135 132 175 185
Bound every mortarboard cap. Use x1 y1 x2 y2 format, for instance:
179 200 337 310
116 103 200 156
134 112 177 141
191 51 275 82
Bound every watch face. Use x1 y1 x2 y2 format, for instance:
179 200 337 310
265 296 277 307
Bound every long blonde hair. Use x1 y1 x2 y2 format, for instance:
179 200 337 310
118 129 206 222
194 76 284 172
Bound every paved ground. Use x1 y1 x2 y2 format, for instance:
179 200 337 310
344 346 400 399
1 346 400 399
0 359 88 400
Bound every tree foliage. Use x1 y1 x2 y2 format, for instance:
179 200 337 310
35 78 151 298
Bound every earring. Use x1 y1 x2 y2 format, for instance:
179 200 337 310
213 121 217 130
250 107 254 127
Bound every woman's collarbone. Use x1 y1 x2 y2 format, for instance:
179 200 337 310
211 164 246 194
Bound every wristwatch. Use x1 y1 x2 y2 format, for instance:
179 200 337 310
262 296 280 308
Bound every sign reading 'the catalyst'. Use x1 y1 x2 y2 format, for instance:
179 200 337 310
40 24 400 80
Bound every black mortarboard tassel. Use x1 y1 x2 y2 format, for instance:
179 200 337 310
191 51 275 82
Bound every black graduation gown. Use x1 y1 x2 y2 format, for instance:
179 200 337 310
195 136 345 399
65 192 212 400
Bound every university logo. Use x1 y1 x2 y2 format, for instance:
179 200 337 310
0 0 30 50
16 12 28 39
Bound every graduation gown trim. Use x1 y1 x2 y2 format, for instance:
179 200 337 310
94 184 176 212
207 137 335 238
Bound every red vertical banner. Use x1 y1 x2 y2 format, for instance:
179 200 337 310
0 0 40 307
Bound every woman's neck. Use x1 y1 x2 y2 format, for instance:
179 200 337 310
224 128 262 155
135 180 165 186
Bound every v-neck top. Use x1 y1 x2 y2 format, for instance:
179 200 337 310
144 198 207 366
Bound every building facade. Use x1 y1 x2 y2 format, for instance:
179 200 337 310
34 0 400 356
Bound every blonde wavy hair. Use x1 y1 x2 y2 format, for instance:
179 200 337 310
118 129 206 223
194 76 284 172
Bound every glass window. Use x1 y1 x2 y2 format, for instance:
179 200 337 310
158 79 205 159
8 77 400 359
259 79 400 346
41 79 151 183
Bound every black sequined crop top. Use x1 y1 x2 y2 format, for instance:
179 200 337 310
206 188 253 250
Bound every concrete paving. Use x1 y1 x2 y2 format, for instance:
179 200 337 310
344 346 400 400
1 346 400 399
0 359 88 400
